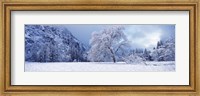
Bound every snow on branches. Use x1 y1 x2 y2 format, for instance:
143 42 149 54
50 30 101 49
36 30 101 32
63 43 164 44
124 53 146 64
150 36 175 61
87 25 130 63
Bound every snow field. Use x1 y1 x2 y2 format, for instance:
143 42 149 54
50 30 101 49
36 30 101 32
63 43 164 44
25 61 175 72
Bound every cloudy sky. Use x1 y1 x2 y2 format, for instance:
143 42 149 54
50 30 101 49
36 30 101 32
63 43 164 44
64 24 175 49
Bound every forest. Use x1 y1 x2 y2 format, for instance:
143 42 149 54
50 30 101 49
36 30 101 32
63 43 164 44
25 25 175 64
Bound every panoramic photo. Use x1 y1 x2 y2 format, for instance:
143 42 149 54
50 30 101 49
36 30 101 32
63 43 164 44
25 24 175 72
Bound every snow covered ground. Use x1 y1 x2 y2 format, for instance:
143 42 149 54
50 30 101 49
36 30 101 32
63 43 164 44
25 61 175 72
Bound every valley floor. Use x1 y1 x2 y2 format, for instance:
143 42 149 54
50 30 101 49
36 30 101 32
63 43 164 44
25 61 175 72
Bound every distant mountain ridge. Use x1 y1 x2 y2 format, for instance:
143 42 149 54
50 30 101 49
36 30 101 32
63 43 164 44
25 25 87 62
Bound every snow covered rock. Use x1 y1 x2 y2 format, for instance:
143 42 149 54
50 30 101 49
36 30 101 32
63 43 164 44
25 25 87 62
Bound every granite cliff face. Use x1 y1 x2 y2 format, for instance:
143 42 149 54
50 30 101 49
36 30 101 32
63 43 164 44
25 25 87 62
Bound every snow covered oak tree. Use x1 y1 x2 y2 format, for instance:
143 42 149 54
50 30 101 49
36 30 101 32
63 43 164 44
87 26 130 63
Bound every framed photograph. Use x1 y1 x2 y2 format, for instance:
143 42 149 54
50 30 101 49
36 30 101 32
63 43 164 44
1 0 199 95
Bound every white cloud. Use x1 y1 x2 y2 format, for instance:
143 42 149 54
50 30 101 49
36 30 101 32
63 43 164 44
124 25 163 49
64 24 175 49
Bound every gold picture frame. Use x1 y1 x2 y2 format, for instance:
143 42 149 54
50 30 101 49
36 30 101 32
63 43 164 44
0 0 199 96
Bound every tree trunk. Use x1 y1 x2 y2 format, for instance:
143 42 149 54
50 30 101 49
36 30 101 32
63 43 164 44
112 56 116 63
108 47 116 63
